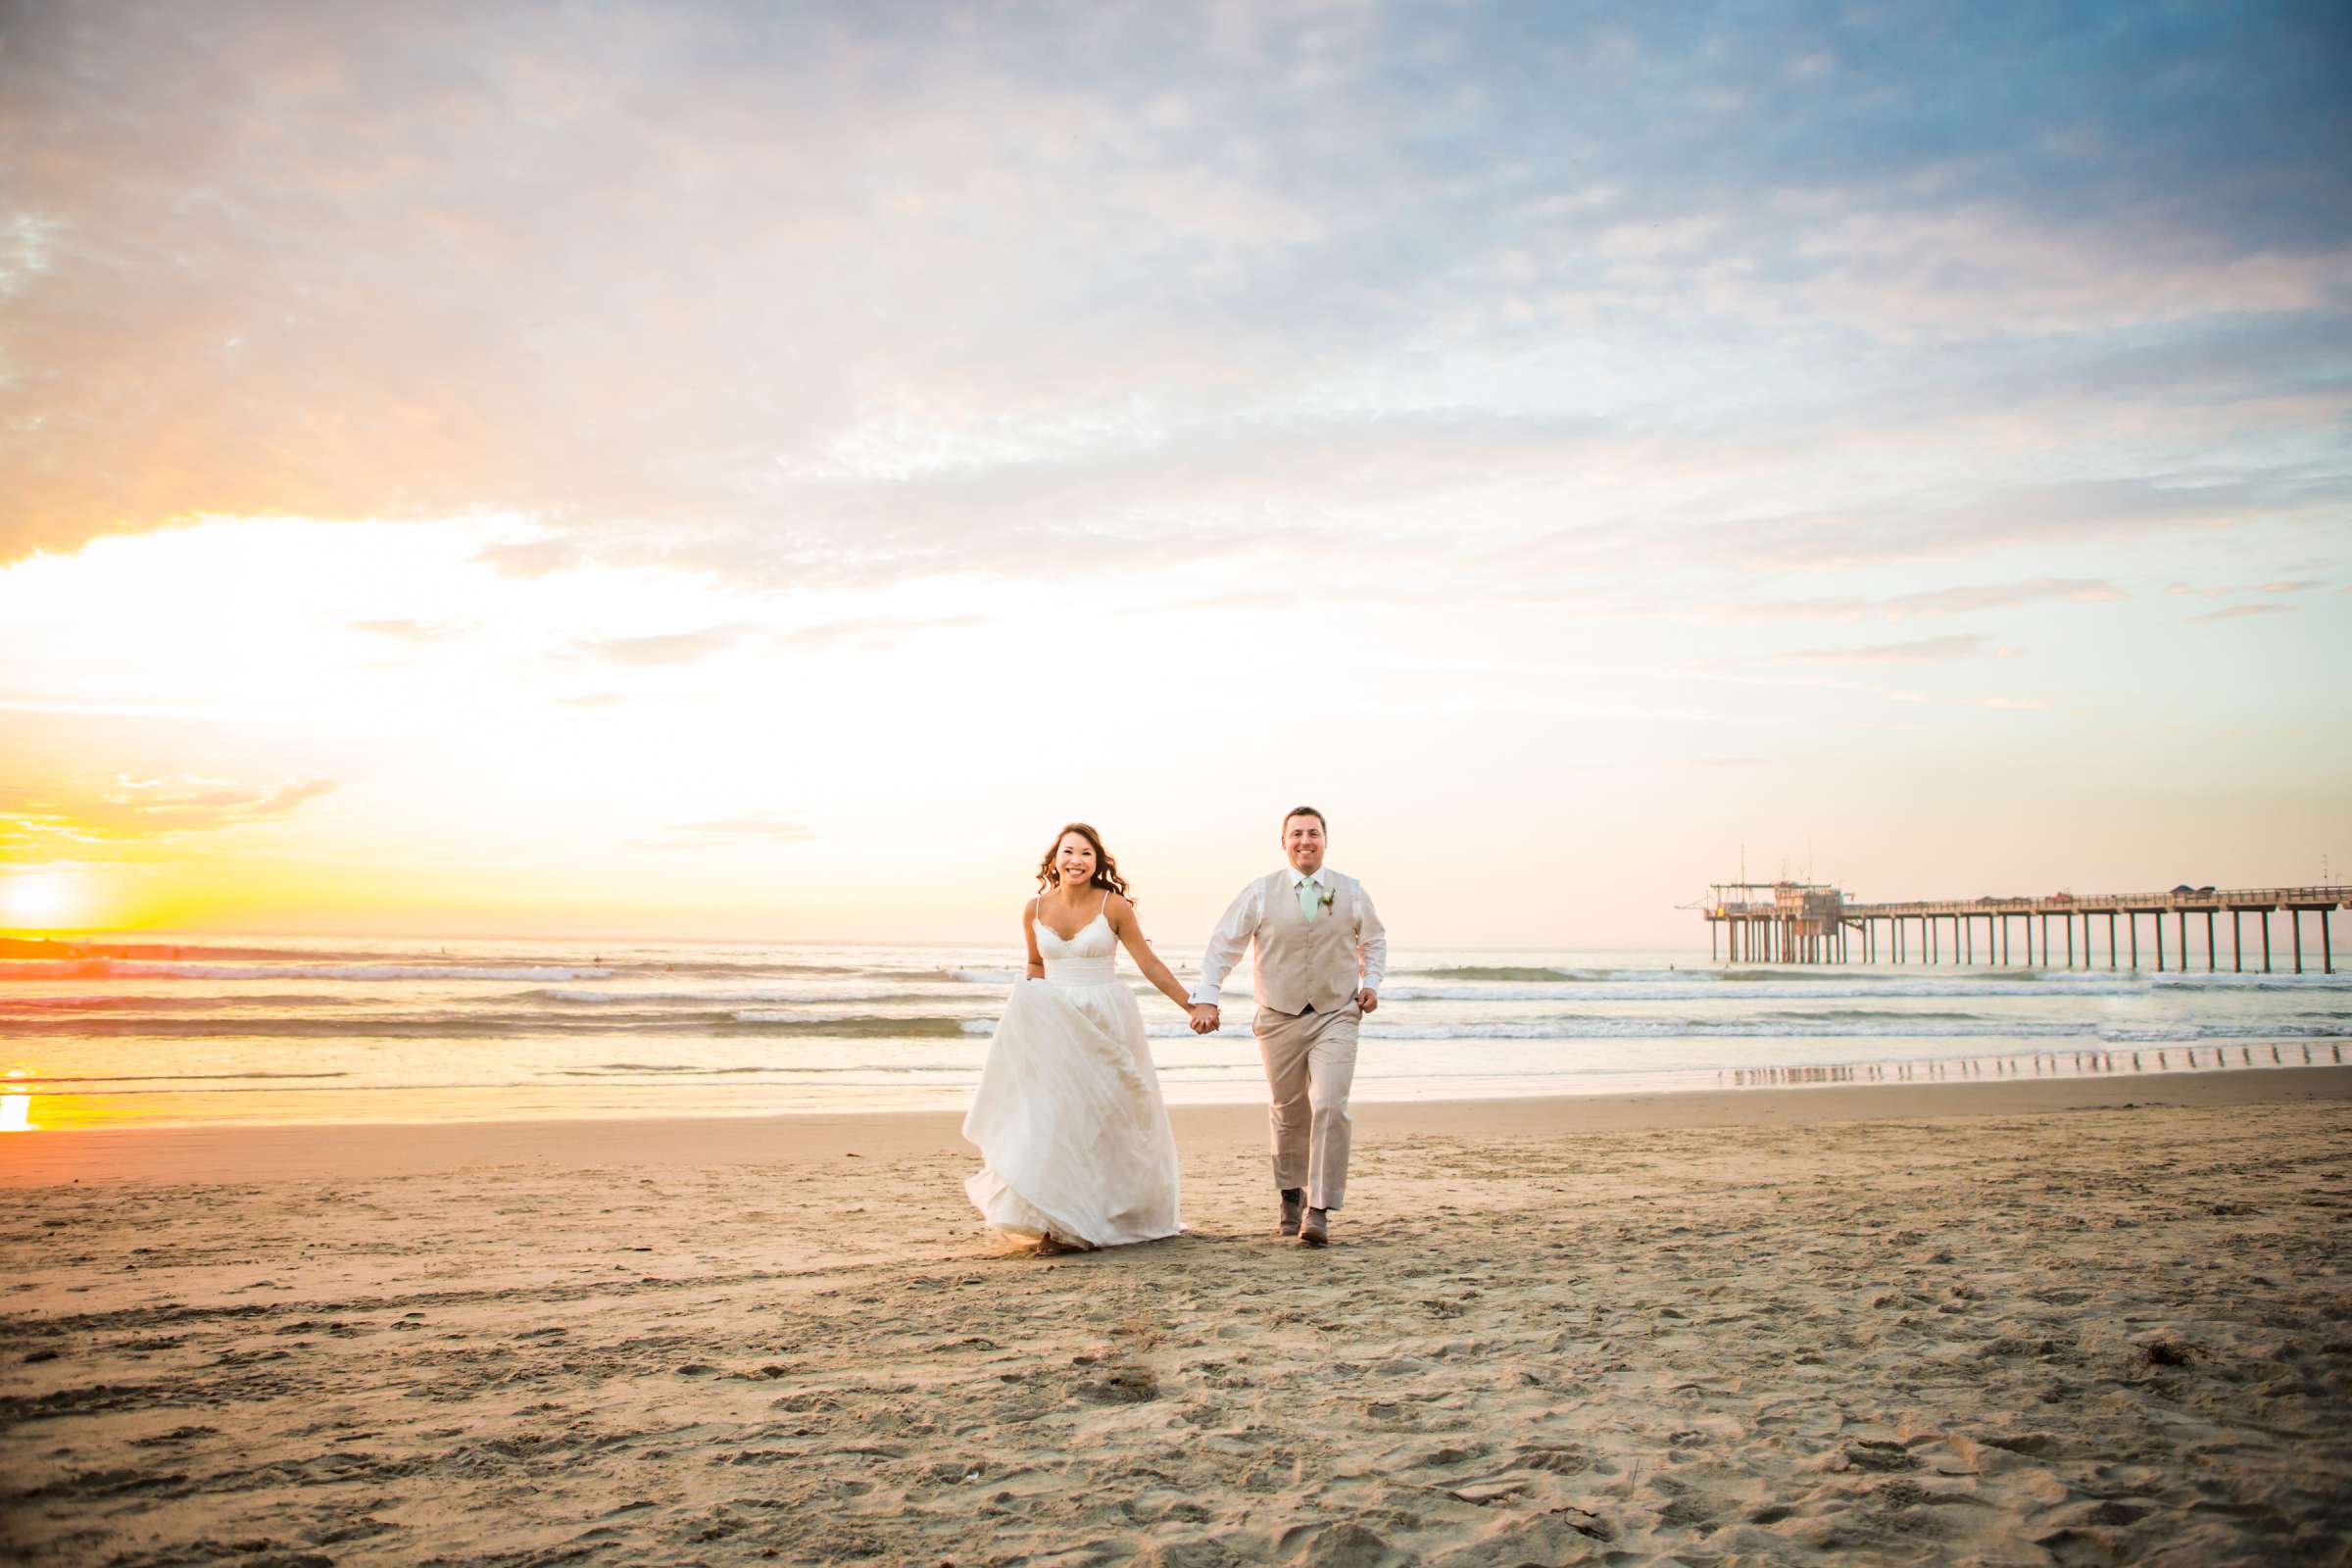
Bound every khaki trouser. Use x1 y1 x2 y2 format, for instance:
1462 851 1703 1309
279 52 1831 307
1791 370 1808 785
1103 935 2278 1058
1254 1001 1360 1210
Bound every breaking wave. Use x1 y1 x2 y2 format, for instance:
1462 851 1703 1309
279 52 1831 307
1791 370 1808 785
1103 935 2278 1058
0 961 613 982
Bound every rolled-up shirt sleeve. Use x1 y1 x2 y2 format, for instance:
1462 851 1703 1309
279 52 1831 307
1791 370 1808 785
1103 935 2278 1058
1355 881 1388 993
1191 880 1258 1005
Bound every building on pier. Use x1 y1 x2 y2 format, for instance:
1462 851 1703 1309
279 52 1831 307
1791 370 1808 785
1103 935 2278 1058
1707 881 1847 964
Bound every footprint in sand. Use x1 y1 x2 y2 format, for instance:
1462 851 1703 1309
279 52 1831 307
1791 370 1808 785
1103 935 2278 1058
1071 1364 1158 1404
1514 1445 1592 1474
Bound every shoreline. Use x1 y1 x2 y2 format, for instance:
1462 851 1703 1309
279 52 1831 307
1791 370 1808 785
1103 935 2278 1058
6 1062 2345 1187
8 1037 2342 1148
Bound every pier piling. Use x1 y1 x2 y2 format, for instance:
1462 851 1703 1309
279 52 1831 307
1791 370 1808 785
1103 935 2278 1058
1703 881 2344 972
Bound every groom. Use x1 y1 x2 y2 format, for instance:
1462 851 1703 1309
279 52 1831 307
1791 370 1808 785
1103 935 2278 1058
1190 807 1388 1248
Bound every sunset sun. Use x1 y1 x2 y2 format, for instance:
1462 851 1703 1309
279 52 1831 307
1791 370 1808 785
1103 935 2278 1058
2 871 84 930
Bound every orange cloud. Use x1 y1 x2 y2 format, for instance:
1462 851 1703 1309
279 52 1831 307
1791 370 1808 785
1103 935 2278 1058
0 774 338 860
575 627 746 666
349 618 455 640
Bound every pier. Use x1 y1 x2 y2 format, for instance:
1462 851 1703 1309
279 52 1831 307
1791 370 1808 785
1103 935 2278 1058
1703 881 2345 974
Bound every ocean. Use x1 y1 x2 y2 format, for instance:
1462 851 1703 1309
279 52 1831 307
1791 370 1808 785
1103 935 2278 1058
2 933 2346 1130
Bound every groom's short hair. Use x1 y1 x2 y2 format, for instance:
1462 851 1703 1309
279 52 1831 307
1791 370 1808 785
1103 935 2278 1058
1282 806 1326 833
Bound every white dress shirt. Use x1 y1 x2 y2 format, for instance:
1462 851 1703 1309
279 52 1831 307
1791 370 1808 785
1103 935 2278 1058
1189 865 1388 1006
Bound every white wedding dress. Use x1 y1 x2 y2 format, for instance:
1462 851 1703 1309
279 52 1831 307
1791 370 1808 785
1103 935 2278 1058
963 897 1185 1248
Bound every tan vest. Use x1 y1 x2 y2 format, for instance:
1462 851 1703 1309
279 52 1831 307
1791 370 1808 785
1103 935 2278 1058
1252 871 1361 1015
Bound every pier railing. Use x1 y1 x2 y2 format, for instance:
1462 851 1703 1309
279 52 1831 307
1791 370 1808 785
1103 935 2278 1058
1846 886 2346 917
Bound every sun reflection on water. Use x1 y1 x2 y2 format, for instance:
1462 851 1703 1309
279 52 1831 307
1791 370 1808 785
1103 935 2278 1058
2 1068 34 1132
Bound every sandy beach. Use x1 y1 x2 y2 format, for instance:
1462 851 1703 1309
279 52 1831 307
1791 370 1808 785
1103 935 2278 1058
5 1068 2348 1566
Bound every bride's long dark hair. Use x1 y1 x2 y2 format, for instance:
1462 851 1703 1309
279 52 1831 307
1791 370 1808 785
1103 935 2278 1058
1035 821 1133 902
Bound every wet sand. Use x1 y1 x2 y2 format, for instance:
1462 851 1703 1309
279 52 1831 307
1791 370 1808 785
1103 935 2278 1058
4 1068 2348 1565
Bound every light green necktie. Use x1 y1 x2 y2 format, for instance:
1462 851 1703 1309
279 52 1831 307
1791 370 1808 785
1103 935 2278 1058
1298 875 1321 920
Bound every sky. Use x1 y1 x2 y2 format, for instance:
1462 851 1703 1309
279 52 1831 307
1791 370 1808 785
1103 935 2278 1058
2 0 2348 949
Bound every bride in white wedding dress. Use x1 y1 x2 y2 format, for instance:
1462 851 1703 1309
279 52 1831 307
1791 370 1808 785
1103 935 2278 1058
963 823 1192 1252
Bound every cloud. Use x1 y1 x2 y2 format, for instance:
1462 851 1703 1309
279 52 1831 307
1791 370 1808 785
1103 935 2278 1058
1694 666 2060 715
1494 459 2345 598
349 618 451 641
775 615 987 651
637 814 815 851
575 626 745 666
2169 577 2326 600
0 773 338 857
245 780 337 816
529 406 1615 589
2188 604 2297 622
1710 577 2125 622
1686 756 1764 768
475 538 589 579
1880 580 2123 616
1721 476 2328 572
1772 635 1990 664
1180 590 1307 612
1779 204 2347 343
0 695 307 722
1 0 2344 586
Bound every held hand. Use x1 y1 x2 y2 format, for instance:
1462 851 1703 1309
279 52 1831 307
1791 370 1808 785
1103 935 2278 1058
1189 1004 1221 1035
1356 988 1379 1014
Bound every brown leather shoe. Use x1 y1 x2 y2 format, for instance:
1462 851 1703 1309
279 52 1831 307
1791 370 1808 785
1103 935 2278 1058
1275 1189 1303 1238
1297 1208 1329 1247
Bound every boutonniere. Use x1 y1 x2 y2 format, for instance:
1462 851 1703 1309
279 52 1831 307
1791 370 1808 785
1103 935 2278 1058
1317 888 1336 910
